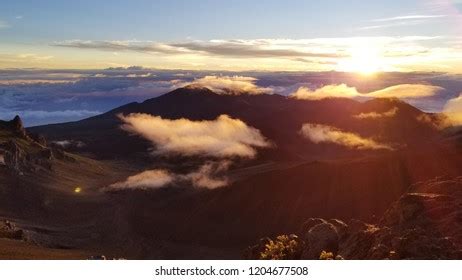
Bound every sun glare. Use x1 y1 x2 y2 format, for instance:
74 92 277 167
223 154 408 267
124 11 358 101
337 45 385 75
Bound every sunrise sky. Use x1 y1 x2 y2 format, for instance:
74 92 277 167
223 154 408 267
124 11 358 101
1 0 462 72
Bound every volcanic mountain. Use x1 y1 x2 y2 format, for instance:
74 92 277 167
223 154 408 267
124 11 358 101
0 86 460 259
30 86 445 161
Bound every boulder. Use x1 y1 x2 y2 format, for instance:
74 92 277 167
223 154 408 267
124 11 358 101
302 221 339 259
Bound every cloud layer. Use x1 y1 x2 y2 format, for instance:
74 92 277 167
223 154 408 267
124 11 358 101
1 69 460 126
291 84 445 100
118 113 271 158
300 123 393 150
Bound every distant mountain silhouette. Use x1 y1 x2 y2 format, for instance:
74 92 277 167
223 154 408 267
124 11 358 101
30 86 442 160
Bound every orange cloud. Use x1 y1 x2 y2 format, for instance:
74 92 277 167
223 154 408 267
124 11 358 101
443 94 462 126
300 123 394 150
354 107 398 119
118 113 271 158
291 84 444 100
108 161 232 190
109 169 173 190
187 75 273 95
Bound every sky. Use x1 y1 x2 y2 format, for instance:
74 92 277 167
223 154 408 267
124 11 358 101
1 1 462 126
1 0 462 72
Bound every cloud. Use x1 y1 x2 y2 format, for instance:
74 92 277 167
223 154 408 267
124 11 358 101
372 15 447 22
188 75 273 95
290 84 359 100
359 14 447 30
108 169 174 190
118 114 271 158
354 107 398 119
443 94 462 126
53 39 344 59
299 123 394 150
53 40 185 55
115 114 272 190
0 68 188 126
51 140 86 149
169 40 344 58
180 160 231 189
368 84 444 98
108 161 231 190
290 83 444 100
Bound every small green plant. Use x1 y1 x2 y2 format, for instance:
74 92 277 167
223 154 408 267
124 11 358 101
319 251 335 260
259 235 303 260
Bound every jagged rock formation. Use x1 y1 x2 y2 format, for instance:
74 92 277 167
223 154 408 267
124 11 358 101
0 220 24 240
0 116 55 173
247 176 462 260
1 140 24 173
10 115 27 138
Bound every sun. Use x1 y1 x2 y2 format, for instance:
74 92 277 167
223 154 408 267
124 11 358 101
337 46 385 75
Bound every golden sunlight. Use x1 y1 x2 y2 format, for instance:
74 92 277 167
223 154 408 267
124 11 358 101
337 45 386 75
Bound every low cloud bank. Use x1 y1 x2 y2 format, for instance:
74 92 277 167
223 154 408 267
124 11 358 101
187 75 273 95
108 161 231 190
291 84 444 100
110 114 272 190
109 169 174 190
443 94 462 126
354 107 398 119
180 160 231 189
118 113 271 158
300 123 393 150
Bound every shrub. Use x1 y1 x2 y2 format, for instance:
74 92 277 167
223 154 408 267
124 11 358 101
260 234 303 260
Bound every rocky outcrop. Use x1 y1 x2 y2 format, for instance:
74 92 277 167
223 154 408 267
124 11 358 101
247 176 462 260
301 219 340 259
0 220 24 240
9 115 27 138
0 140 55 173
1 140 24 173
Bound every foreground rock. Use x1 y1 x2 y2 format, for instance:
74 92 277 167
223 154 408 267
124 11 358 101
0 116 77 174
247 176 462 260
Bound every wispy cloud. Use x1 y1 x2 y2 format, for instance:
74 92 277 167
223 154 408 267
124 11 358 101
186 75 273 95
108 160 232 190
48 36 462 72
353 107 399 119
109 169 174 190
360 14 447 30
53 39 345 59
299 123 394 151
53 40 185 55
359 20 426 30
291 84 445 100
372 15 447 22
